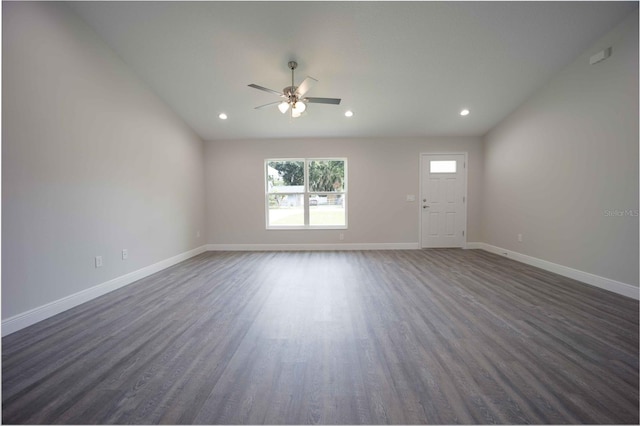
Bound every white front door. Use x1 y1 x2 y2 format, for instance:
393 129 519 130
420 154 467 248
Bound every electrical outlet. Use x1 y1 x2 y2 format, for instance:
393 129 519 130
406 194 416 202
95 256 103 268
517 233 523 242
196 230 201 238
122 249 128 260
339 233 345 241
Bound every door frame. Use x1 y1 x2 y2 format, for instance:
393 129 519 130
419 152 468 248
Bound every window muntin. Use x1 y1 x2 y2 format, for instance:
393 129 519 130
266 158 347 229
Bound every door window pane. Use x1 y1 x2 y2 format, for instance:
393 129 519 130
430 160 456 173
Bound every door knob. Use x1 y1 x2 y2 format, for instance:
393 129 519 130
423 205 429 209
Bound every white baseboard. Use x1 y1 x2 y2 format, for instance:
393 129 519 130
1 245 208 337
206 242 420 251
469 242 639 300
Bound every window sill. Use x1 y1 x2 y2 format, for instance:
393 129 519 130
266 226 348 231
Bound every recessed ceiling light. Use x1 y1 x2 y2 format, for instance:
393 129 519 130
460 109 470 116
345 110 354 118
218 113 228 120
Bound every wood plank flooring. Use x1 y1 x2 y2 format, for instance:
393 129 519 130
2 249 638 424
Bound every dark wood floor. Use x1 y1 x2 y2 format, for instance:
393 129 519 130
2 249 638 424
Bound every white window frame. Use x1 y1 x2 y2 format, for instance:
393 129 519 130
265 158 348 230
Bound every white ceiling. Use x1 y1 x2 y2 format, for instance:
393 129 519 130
69 1 636 141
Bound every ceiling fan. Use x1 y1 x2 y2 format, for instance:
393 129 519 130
248 61 341 118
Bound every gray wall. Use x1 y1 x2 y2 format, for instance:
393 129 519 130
481 11 639 286
205 137 483 246
2 2 207 319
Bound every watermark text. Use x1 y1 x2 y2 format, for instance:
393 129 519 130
603 209 639 217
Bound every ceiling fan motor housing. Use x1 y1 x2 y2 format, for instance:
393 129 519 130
283 86 298 101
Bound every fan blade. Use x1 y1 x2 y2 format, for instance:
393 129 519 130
254 101 282 109
295 76 318 97
304 97 341 105
248 84 283 97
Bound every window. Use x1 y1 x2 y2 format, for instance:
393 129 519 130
430 160 457 173
266 158 347 229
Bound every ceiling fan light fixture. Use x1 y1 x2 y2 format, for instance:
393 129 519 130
290 100 306 118
278 101 290 114
293 101 306 113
